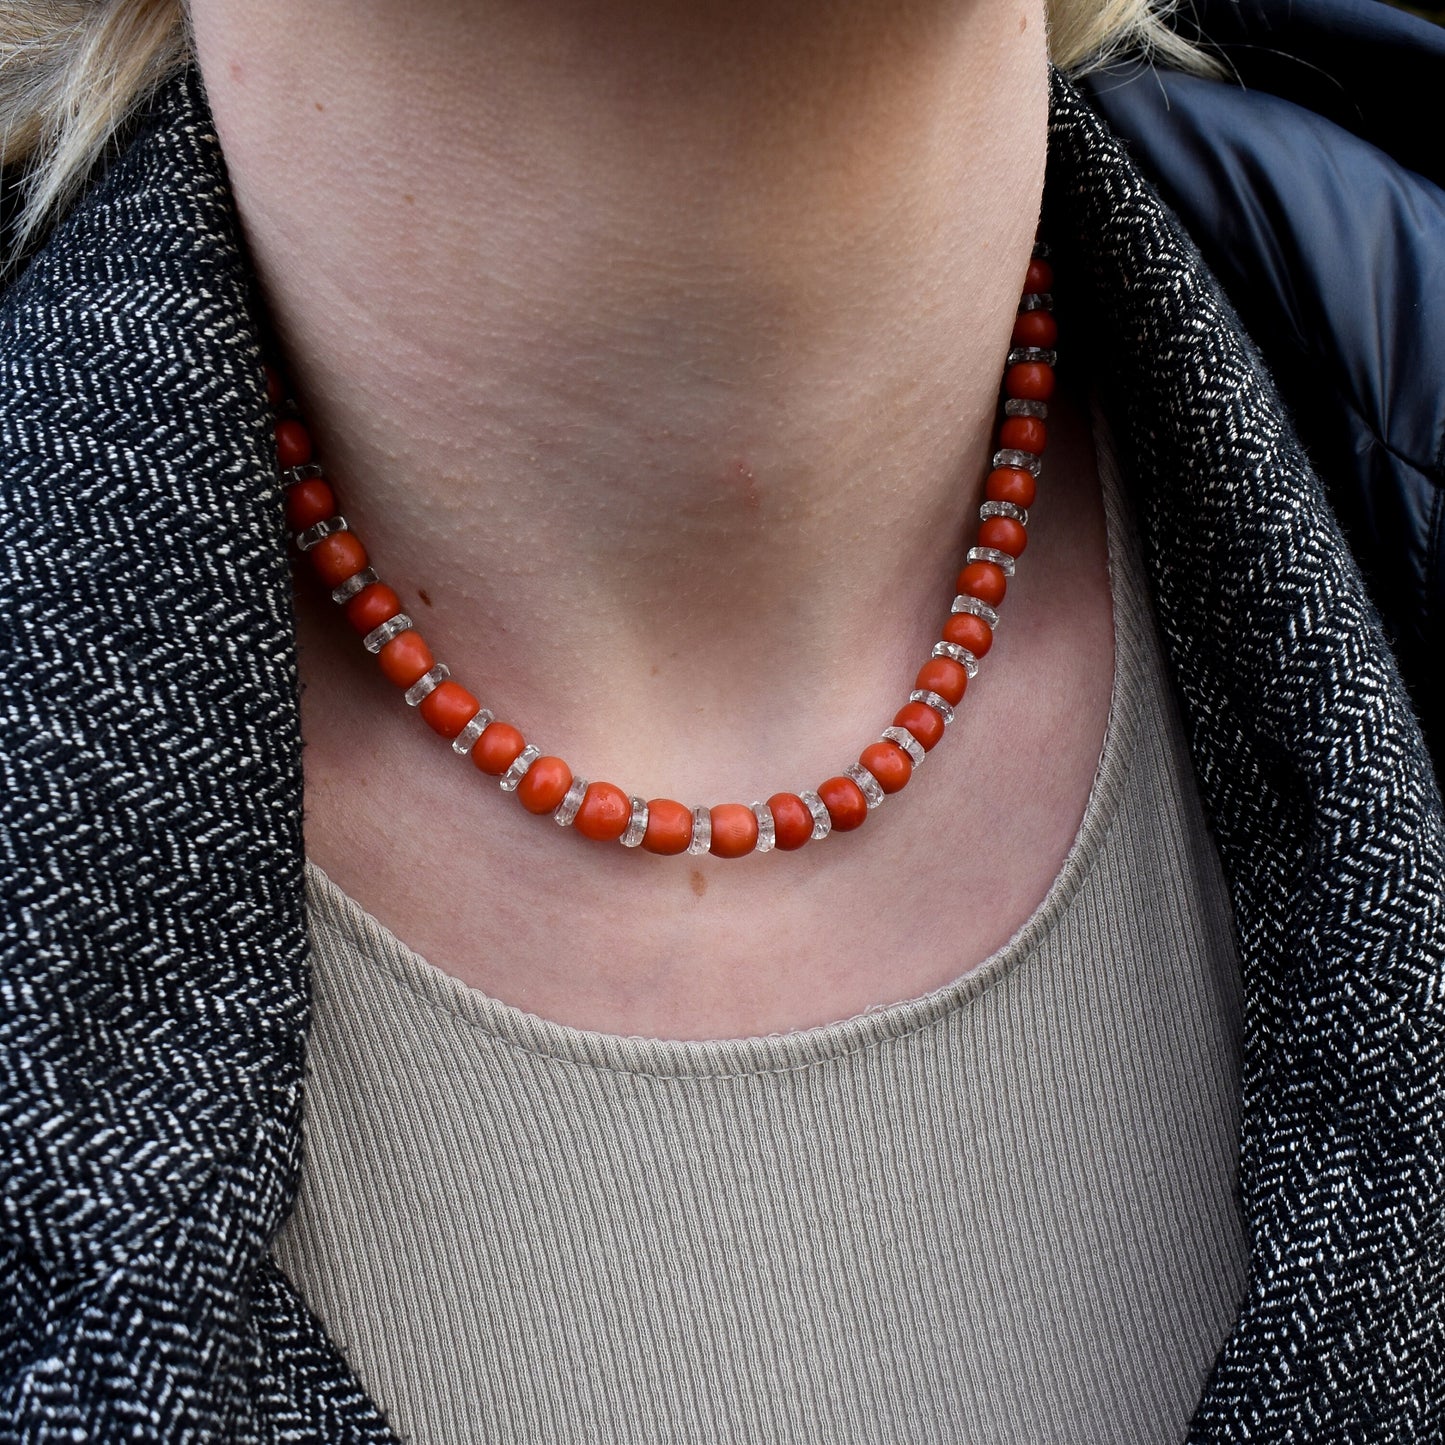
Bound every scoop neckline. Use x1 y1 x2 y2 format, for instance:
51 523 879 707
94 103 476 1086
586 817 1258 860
303 401 1146 1079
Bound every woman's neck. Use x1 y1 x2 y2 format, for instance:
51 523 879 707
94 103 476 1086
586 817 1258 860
190 0 1048 795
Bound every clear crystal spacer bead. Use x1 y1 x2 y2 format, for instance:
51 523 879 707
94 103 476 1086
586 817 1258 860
362 613 413 653
951 594 1000 628
1004 398 1048 420
621 796 649 847
800 791 832 841
554 775 588 826
1006 347 1058 368
845 763 885 810
331 567 378 604
980 500 1029 526
751 802 776 853
499 744 540 792
910 689 956 725
880 726 925 767
1018 292 1053 312
932 640 979 676
451 707 494 755
992 448 1042 476
687 806 712 855
404 663 450 706
967 546 1016 577
295 515 348 552
281 462 324 487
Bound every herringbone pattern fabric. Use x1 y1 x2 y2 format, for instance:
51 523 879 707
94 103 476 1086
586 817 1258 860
0 62 1440 1443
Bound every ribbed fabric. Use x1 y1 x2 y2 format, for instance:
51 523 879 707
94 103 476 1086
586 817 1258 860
271 413 1249 1444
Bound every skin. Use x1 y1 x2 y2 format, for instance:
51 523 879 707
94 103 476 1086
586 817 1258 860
189 0 1115 1039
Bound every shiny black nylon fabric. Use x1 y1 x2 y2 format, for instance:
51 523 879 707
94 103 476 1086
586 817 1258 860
1 62 1443 1443
1084 0 1445 777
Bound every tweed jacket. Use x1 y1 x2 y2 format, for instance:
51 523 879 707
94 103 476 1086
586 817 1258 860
2 63 1443 1444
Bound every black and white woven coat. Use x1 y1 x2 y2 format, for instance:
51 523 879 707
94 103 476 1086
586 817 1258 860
2 65 1442 1443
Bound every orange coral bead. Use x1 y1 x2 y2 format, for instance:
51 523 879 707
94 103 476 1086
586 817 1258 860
978 516 1027 558
767 792 813 851
285 478 336 531
275 419 313 469
472 721 525 775
818 775 868 832
1005 362 1055 402
310 532 369 587
643 798 694 855
894 701 945 752
420 680 481 738
576 782 631 842
915 657 968 707
710 803 759 859
860 741 912 795
517 755 573 814
957 560 1007 608
1025 258 1054 292
1011 309 1058 348
942 611 992 657
377 630 434 688
998 416 1046 454
344 582 403 635
986 467 1036 509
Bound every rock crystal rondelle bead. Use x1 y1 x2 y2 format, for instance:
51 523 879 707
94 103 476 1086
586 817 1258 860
499 744 541 793
621 797 650 847
800 791 833 841
844 763 886 810
687 805 713 855
879 726 925 767
554 775 588 827
451 707 494 756
751 802 776 853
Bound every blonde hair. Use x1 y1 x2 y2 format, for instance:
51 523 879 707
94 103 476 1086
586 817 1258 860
0 0 1221 260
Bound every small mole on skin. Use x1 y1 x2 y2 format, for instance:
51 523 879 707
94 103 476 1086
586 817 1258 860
403 194 416 206
690 869 707 898
229 61 244 84
1019 13 1028 30
314 101 325 112
418 588 433 607
650 663 659 677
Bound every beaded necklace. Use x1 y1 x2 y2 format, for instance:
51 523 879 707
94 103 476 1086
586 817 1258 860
277 249 1056 859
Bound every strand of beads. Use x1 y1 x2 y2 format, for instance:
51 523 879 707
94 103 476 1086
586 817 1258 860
277 247 1055 859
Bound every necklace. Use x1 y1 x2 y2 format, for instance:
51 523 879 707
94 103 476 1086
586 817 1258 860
276 247 1056 859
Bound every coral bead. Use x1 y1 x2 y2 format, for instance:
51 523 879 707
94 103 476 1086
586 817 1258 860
859 741 912 795
576 782 631 842
1025 258 1054 293
345 582 403 635
419 680 481 738
275 419 313 469
893 701 945 752
377 630 434 688
978 516 1027 557
1011 309 1058 348
472 721 525 775
517 755 573 814
998 416 1046 454
986 466 1036 509
915 657 968 707
957 560 1007 608
285 478 336 530
710 803 759 859
643 798 694 855
767 792 813 851
1005 362 1055 402
942 611 992 657
818 776 868 832
310 532 369 587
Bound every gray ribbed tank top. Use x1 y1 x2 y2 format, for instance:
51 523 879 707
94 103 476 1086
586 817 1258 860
273 417 1249 1443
